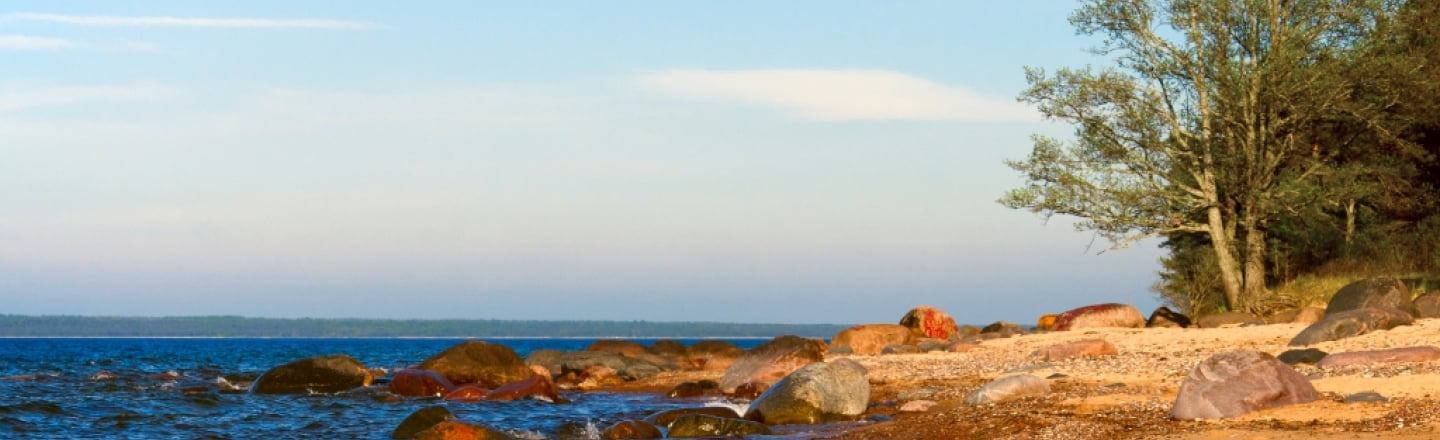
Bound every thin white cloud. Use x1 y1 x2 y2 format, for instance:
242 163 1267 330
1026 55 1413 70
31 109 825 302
8 12 374 29
0 83 176 113
639 69 1038 122
0 34 78 50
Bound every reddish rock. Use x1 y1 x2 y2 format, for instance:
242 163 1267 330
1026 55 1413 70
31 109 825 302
1267 307 1325 325
1052 303 1145 331
666 381 720 398
1036 314 1059 332
413 420 510 440
1316 346 1440 368
601 420 663 439
389 369 456 398
417 341 533 388
486 374 561 402
686 340 744 371
718 335 826 393
1197 311 1259 328
393 406 454 439
1289 306 1414 346
442 385 489 402
252 355 371 394
829 324 915 356
1170 351 1318 420
647 339 688 358
898 305 960 339
1327 277 1417 316
1034 339 1118 362
1147 307 1191 328
587 340 649 357
729 382 767 401
1414 290 1440 319
642 406 741 428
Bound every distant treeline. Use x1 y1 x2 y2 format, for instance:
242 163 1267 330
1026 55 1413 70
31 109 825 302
0 315 849 338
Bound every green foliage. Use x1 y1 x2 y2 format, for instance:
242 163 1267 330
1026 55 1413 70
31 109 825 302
1151 237 1224 316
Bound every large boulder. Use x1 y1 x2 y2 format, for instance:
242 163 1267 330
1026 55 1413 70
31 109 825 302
1196 311 1259 328
898 305 960 339
587 340 649 357
252 354 371 394
417 341 532 388
642 407 740 428
1316 346 1440 368
1327 277 1417 316
743 359 869 425
1147 306 1191 328
667 415 770 438
1288 306 1414 346
829 324 915 356
1052 303 1145 331
1413 290 1440 319
392 406 453 439
685 340 744 371
413 421 511 440
484 374 562 402
1033 339 1118 362
1170 351 1318 420
718 335 825 393
389 369 456 398
1036 314 1059 331
524 349 566 374
647 340 688 358
963 375 1050 405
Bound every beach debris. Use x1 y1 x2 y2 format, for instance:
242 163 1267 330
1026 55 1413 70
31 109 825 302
1289 306 1414 346
718 335 825 393
899 305 960 340
829 324 915 356
744 359 870 425
251 354 371 394
1316 346 1440 368
418 341 533 389
1170 351 1318 420
963 374 1050 405
1052 303 1145 331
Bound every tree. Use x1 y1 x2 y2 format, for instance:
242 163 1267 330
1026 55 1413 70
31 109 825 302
1001 0 1410 311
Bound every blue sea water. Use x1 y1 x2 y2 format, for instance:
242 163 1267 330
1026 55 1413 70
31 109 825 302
0 337 775 439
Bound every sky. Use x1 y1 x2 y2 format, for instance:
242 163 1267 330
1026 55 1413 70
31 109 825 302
0 1 1166 325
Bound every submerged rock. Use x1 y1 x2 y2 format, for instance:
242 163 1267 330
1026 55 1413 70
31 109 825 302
413 420 511 440
642 407 740 428
251 354 371 395
600 420 662 439
392 406 454 439
389 369 456 398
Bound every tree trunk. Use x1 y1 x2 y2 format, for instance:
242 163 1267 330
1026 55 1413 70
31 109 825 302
1206 204 1244 311
1241 218 1268 312
1344 199 1357 246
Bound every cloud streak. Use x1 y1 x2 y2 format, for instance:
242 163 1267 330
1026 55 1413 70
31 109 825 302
7 12 374 29
0 35 78 50
0 83 176 113
639 69 1037 122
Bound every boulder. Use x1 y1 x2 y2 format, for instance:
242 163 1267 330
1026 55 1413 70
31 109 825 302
1266 307 1326 325
1288 306 1414 346
729 382 767 401
980 321 1027 338
1316 346 1440 368
392 406 453 439
1196 311 1260 328
685 340 744 371
524 349 565 374
744 359 869 425
898 305 960 339
389 369 456 398
1147 307 1191 328
587 340 649 357
916 338 948 352
1414 290 1440 319
417 341 533 388
642 407 740 428
963 374 1050 404
1052 303 1145 331
1276 348 1328 365
413 421 511 440
1170 351 1318 420
647 339 688 358
718 335 826 393
484 374 562 403
666 381 721 398
1327 277 1417 316
829 324 916 356
252 354 371 394
556 351 665 381
667 415 771 438
442 385 489 402
1033 339 1118 362
1036 314 1059 332
600 420 662 439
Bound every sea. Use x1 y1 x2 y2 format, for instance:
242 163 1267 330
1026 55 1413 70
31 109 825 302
0 337 831 439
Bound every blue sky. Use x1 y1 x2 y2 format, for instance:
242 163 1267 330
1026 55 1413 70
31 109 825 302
1 2 1164 325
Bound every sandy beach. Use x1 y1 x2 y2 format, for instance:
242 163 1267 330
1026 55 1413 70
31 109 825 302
626 318 1440 439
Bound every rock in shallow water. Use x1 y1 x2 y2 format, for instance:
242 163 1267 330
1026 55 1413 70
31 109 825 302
418 341 533 388
251 354 371 394
744 359 869 425
392 406 453 439
667 414 770 438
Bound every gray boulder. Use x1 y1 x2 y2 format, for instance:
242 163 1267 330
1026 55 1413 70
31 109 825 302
555 351 668 381
963 374 1050 405
1170 351 1318 420
1327 277 1416 316
1316 346 1440 368
718 335 825 393
1288 306 1413 346
743 359 869 425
